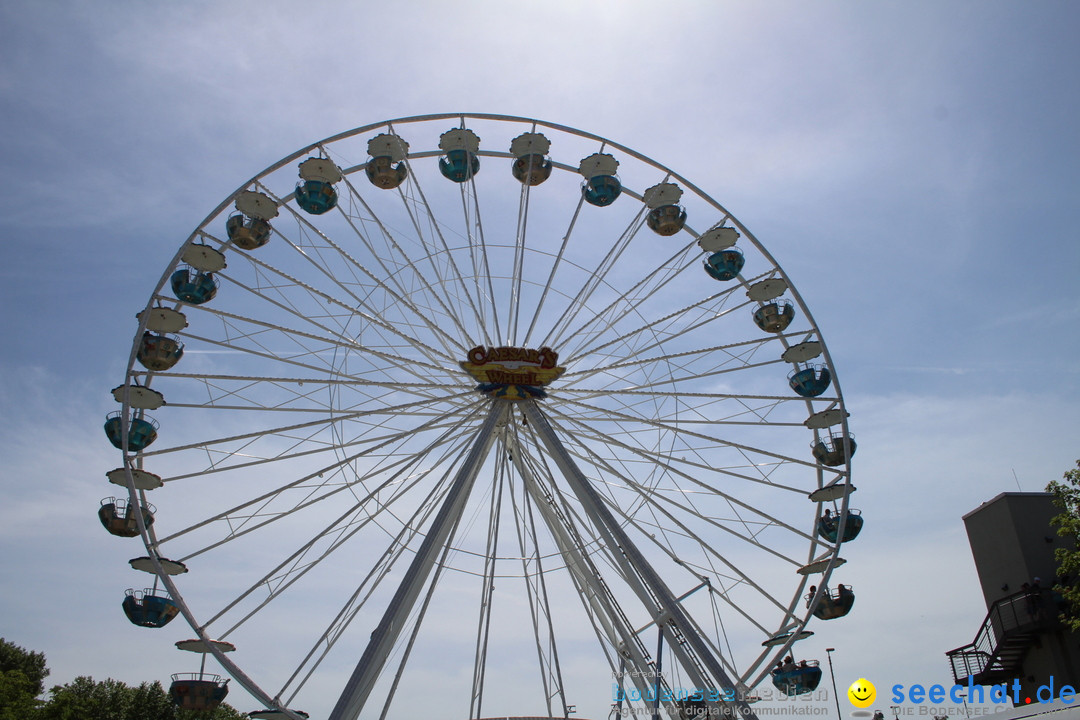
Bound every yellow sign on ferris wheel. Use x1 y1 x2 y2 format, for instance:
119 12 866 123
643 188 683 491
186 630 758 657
460 345 566 400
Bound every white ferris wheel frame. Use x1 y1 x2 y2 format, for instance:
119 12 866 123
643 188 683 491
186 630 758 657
110 113 856 720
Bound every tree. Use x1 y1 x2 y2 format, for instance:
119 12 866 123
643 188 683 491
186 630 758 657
0 639 247 720
0 638 49 719
0 669 40 720
0 638 48 697
36 676 137 720
1047 459 1080 630
36 676 246 720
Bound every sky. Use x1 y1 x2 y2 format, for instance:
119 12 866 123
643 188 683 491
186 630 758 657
1 1 1079 719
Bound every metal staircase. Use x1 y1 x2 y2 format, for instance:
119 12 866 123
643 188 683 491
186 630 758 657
947 588 1055 685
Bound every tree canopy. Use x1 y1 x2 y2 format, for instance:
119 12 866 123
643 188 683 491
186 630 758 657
1 638 49 696
1047 459 1080 630
36 676 245 720
0 638 49 720
0 638 245 720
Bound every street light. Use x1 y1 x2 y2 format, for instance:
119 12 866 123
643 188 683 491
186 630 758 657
825 648 842 720
954 689 970 719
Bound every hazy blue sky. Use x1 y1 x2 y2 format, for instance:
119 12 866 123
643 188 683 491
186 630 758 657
1 1 1078 719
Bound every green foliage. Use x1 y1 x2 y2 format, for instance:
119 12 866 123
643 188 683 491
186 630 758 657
37 676 137 720
0 638 246 720
37 677 246 720
0 668 41 720
1047 459 1080 630
0 638 49 718
0 638 49 696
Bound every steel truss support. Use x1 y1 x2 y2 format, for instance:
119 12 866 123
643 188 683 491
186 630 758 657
328 401 507 720
506 429 660 712
522 400 757 720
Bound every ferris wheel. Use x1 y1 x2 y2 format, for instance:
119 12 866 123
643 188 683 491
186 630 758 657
102 113 860 720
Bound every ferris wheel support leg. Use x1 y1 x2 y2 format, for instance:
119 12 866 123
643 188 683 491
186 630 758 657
522 401 758 720
328 401 507 720
509 435 660 707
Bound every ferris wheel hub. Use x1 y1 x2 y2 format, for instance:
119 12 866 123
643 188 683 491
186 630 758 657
460 345 565 400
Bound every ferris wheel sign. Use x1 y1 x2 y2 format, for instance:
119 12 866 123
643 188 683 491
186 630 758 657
460 345 566 399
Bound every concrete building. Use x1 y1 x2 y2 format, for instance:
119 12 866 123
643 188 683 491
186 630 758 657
947 492 1080 702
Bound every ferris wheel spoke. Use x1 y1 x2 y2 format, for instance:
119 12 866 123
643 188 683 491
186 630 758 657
668 586 748 684
146 377 339 414
564 272 770 369
561 386 799 408
170 285 458 385
154 401 481 551
216 230 462 370
330 402 505 720
538 412 827 574
177 326 454 390
511 438 659 694
372 516 463 720
588 267 781 367
396 156 491 345
153 406 470 488
608 475 808 596
136 315 443 393
544 208 648 351
556 389 811 429
136 332 343 388
551 221 751 364
467 446 506 719
530 414 806 684
152 400 475 488
341 124 481 342
519 154 627 348
270 474 463 704
205 429 477 641
566 393 803 433
521 221 576 347
605 468 812 573
552 236 703 360
160 295 356 371
164 376 452 414
140 373 450 406
548 397 816 492
335 172 475 349
559 333 800 395
193 242 396 356
522 402 755 716
540 411 813 572
507 182 533 343
218 235 369 343
550 395 821 483
393 187 481 344
701 582 770 682
257 186 467 361
273 421 487 705
461 171 504 344
140 392 472 461
561 415 814 497
221 444 486 662
505 468 569 717
559 357 789 400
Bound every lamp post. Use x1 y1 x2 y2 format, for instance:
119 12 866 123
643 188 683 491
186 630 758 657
955 689 969 719
826 647 842 720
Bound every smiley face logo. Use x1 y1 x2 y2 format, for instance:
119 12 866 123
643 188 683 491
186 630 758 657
847 678 876 708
